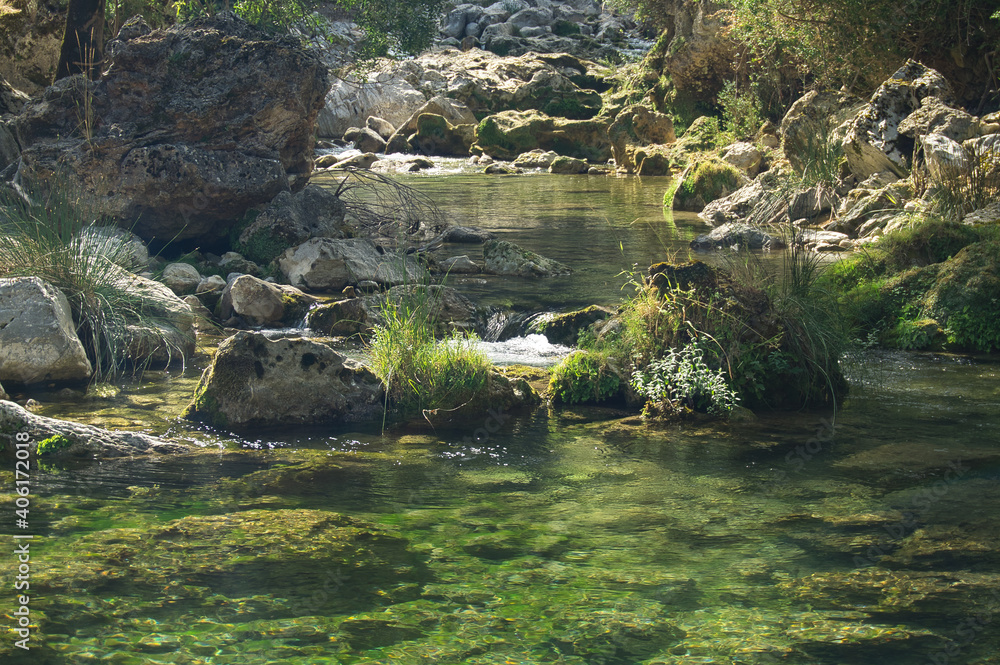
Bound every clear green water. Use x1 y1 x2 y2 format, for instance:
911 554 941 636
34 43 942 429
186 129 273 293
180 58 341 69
2 173 999 664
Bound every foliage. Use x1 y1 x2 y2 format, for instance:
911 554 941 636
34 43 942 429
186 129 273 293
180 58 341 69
548 351 622 405
333 0 446 58
631 343 739 415
671 156 742 211
717 79 762 141
725 0 1000 95
0 183 185 380
824 218 1000 351
367 288 492 419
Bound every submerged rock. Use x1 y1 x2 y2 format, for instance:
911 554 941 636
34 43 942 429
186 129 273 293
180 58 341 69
185 331 384 429
0 400 188 458
691 222 786 250
0 276 92 384
483 239 571 277
37 509 429 612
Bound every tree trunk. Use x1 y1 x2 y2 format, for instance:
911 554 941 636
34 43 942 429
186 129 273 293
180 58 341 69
55 0 105 81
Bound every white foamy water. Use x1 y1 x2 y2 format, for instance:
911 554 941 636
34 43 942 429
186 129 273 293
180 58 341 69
471 334 574 367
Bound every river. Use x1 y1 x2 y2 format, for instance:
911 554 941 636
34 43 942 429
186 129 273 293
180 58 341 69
3 168 999 664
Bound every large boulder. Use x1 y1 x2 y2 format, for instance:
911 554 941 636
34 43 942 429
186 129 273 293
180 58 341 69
409 113 476 156
672 156 745 212
644 0 734 101
897 96 979 143
483 239 572 277
474 109 610 161
0 2 63 94
185 331 385 428
690 222 786 250
608 105 676 175
278 238 427 292
13 13 330 243
0 277 92 384
117 272 197 365
236 184 348 265
779 89 865 175
842 60 953 180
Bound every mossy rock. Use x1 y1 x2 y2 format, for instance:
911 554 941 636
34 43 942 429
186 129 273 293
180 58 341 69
673 156 744 212
474 110 611 161
676 115 722 152
530 305 613 346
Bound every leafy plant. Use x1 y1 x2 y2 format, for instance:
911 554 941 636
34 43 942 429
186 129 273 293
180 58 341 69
632 343 739 415
548 351 622 405
717 79 763 141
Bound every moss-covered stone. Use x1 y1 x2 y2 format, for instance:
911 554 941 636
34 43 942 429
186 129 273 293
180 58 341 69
672 156 744 212
473 110 611 161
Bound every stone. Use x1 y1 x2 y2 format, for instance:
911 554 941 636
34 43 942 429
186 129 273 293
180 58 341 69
0 75 30 115
508 7 554 30
161 262 202 296
404 157 435 171
548 155 588 174
843 60 953 180
672 157 744 212
897 96 977 142
474 109 610 161
608 105 676 175
690 222 786 250
116 272 197 365
530 305 613 345
218 275 302 327
236 184 347 265
183 295 216 331
512 149 560 169
330 151 381 170
388 95 478 149
304 298 371 337
920 133 966 183
185 331 385 428
963 201 1000 226
278 238 428 292
0 400 189 458
439 255 480 274
366 115 396 139
721 141 763 176
0 121 18 170
483 239 571 277
699 179 785 228
195 275 227 309
410 113 476 156
436 225 497 243
343 126 387 153
0 277 92 384
780 89 865 174
14 14 329 244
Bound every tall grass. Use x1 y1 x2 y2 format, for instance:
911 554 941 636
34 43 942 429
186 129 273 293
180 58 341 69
928 141 1000 222
0 183 185 380
367 286 492 421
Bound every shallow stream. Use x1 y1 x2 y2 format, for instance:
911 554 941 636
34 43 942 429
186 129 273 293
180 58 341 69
2 170 999 664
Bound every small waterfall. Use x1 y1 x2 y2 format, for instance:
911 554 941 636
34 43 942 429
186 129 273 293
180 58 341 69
482 308 552 342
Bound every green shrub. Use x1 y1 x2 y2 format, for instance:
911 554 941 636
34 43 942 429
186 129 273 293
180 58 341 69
548 351 623 405
632 343 739 415
717 79 763 141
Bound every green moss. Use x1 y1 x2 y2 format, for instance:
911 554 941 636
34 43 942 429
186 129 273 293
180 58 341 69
37 434 74 456
673 157 742 211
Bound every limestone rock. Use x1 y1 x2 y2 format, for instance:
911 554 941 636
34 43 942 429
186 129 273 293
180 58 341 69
780 89 864 174
161 263 202 296
304 298 371 336
440 255 480 273
410 113 476 156
278 238 427 292
474 109 610 161
0 75 30 115
13 14 330 243
237 184 347 265
549 155 588 174
608 105 676 175
186 331 385 428
116 272 197 365
483 239 571 277
721 141 763 176
343 126 387 153
843 60 953 180
699 179 785 228
219 275 315 327
530 305 612 345
0 400 189 458
0 277 92 384
366 115 396 140
898 96 977 142
920 133 966 183
435 225 497 243
691 222 786 250
512 149 560 169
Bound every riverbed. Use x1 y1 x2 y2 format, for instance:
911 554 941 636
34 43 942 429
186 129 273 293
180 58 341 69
2 170 998 665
